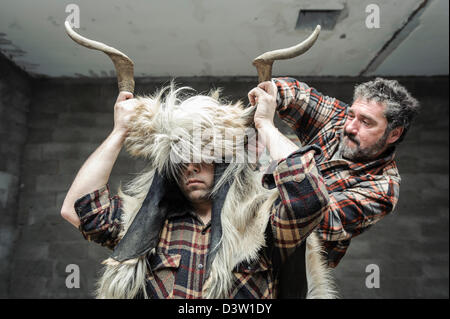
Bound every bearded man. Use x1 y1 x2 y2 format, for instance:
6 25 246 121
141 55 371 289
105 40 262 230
60 83 336 299
251 77 420 268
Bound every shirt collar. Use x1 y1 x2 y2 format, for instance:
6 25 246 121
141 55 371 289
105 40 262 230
166 207 212 227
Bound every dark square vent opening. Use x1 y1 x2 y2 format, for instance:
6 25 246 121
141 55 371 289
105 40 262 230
295 10 342 30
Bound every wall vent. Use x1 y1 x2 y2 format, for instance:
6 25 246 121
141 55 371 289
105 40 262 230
295 9 342 30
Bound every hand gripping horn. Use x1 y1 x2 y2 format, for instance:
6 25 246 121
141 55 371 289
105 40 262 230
64 21 135 93
243 25 321 126
252 25 321 83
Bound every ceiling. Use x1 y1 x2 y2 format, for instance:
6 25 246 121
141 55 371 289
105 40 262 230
0 0 448 78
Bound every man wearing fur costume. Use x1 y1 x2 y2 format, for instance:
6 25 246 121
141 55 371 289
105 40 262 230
61 82 336 299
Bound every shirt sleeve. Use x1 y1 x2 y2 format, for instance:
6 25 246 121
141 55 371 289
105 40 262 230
74 185 123 249
272 77 348 145
262 145 330 262
317 174 401 242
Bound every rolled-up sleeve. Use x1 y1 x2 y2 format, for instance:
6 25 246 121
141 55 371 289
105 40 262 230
74 185 123 249
263 145 329 261
272 77 348 145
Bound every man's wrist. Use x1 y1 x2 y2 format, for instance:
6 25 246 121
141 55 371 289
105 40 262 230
255 119 275 131
257 124 281 156
257 124 299 161
109 128 127 146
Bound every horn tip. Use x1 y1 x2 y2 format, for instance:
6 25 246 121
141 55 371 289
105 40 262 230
64 20 74 34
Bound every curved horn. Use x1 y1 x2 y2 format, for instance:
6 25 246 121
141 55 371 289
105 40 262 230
64 21 135 93
252 25 321 83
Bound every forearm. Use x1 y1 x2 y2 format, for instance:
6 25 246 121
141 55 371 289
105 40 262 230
257 122 299 161
61 129 126 227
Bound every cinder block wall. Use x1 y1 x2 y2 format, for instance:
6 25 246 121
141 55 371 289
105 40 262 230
6 75 449 298
0 53 31 297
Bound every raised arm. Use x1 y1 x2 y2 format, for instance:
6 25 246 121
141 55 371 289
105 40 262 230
272 77 349 145
60 91 137 227
249 81 298 160
249 82 329 260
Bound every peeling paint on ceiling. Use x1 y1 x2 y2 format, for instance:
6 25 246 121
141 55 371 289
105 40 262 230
0 0 448 77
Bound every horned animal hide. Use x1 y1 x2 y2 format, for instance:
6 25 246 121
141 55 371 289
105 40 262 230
95 84 337 299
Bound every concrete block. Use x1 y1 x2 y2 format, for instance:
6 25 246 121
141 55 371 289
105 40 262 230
57 158 84 175
55 191 68 210
87 243 111 261
9 107 28 126
17 192 56 210
28 108 58 120
16 174 36 196
54 222 86 242
46 275 91 299
27 212 62 227
0 225 16 259
10 275 49 298
0 171 17 209
17 223 61 243
49 241 90 261
414 278 449 298
422 263 450 280
22 159 59 175
57 112 102 128
41 142 98 160
11 259 54 279
51 127 110 143
0 122 28 144
0 207 17 226
95 113 115 127
35 174 75 193
31 91 68 114
0 274 10 298
26 129 53 143
27 112 58 129
23 144 43 161
14 242 49 261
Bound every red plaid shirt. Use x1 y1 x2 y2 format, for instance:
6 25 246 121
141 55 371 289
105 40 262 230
273 77 401 267
75 147 329 298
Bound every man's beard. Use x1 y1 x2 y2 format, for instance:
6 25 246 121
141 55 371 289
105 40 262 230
339 129 389 162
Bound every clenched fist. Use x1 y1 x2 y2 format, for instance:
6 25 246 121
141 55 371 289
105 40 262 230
113 91 139 135
248 81 278 130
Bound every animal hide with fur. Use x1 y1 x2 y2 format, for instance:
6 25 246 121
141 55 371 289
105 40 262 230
95 84 337 299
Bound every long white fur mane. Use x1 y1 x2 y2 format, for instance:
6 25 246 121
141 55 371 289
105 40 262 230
95 84 337 299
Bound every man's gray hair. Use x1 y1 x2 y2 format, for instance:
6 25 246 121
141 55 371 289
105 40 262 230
354 78 420 145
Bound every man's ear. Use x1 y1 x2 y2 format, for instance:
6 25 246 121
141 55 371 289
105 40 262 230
387 126 404 145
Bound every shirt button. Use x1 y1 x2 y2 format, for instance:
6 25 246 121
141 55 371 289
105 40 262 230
198 264 204 269
201 229 207 235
